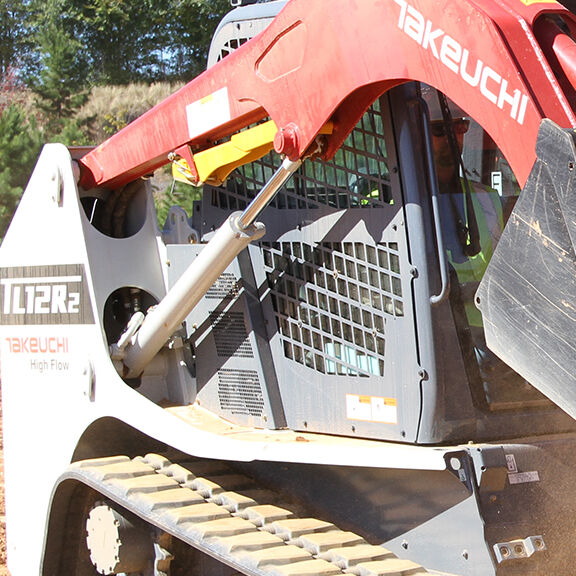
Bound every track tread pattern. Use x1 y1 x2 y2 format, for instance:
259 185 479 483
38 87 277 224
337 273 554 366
319 544 394 569
67 454 432 576
354 558 429 576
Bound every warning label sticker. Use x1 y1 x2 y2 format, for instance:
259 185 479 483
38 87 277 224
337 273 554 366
346 394 398 424
508 471 540 485
186 87 231 140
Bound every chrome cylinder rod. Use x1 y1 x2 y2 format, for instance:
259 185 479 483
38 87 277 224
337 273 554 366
122 214 265 378
121 157 301 379
236 157 302 230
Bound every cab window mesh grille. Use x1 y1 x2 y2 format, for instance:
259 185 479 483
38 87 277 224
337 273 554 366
263 241 402 377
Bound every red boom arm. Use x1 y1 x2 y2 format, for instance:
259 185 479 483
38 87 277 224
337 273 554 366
78 0 576 191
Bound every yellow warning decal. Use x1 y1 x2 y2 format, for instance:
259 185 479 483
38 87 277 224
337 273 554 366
346 394 398 424
517 0 558 5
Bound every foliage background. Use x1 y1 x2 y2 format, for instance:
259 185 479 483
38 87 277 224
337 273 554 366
0 0 231 239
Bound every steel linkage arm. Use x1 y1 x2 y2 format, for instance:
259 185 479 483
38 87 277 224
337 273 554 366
119 158 301 379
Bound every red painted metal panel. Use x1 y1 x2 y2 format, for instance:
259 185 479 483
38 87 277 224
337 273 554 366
79 0 576 190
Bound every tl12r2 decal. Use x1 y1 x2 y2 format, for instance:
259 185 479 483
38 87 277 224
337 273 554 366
0 264 94 325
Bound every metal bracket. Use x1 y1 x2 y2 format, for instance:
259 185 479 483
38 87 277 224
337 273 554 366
493 535 547 563
469 445 508 493
51 167 64 205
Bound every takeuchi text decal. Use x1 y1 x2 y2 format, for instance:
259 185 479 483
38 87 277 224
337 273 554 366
5 336 69 354
394 0 529 125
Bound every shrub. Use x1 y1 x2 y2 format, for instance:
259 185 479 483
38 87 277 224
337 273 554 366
77 82 184 144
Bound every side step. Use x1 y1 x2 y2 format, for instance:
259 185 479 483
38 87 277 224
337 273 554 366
62 454 435 576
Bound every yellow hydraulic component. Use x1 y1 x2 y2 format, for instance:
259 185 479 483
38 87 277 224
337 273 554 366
172 120 333 186
172 121 277 186
172 156 198 186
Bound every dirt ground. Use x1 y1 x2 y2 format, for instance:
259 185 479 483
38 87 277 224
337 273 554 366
0 398 9 576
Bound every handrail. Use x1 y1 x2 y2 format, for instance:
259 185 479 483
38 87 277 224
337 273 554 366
418 99 451 305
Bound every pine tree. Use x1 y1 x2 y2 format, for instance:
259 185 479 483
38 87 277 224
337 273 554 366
0 0 31 77
30 16 88 136
0 104 42 237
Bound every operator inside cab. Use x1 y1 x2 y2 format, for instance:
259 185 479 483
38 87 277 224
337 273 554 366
423 85 545 410
426 88 503 328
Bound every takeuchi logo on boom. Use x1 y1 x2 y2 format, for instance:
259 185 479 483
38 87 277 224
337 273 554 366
394 0 529 125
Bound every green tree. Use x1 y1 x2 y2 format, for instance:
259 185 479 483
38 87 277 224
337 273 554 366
0 104 42 237
27 0 89 138
0 0 31 77
64 0 156 85
10 0 232 89
57 0 230 85
153 0 231 81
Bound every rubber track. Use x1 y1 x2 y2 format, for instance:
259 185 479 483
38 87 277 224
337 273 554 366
66 454 431 576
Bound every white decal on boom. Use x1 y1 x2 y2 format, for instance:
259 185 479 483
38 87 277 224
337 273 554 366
394 0 529 125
